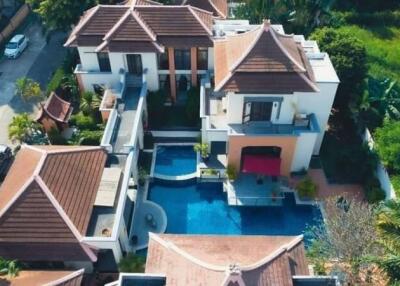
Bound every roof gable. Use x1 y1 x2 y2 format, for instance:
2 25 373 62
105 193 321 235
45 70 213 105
39 148 107 234
214 21 318 93
0 146 107 237
146 234 309 286
183 0 227 18
0 180 77 244
65 4 213 49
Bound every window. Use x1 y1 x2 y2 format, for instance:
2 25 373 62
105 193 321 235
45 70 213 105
158 50 169 70
97 52 111 72
174 49 191 70
197 48 208 70
159 75 171 97
243 101 273 123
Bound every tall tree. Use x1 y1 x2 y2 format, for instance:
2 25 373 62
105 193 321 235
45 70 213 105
15 77 42 102
26 0 96 31
8 113 42 144
234 0 335 35
310 28 367 111
307 197 381 284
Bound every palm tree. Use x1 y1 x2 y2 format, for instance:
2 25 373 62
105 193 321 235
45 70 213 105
15 77 42 102
376 200 400 283
79 91 101 116
0 257 20 278
8 113 41 144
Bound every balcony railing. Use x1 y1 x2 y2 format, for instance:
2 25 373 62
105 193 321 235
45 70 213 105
228 114 320 136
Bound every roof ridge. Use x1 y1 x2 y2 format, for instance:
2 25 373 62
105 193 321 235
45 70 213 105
269 25 306 73
44 146 104 154
150 234 305 272
188 6 213 36
207 0 225 18
0 176 35 218
214 26 263 91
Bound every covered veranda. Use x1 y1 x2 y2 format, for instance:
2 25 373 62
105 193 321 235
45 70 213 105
225 150 286 206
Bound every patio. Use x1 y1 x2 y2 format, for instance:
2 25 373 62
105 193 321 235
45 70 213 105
224 173 285 206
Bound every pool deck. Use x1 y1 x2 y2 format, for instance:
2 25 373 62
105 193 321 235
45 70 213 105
129 181 167 250
225 174 285 206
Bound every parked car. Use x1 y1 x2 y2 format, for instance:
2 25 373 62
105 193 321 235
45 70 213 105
0 145 12 182
4 34 29 59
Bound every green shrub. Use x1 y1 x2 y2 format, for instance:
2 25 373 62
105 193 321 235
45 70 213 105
46 68 65 95
194 142 209 159
118 253 145 273
297 177 318 199
147 90 165 128
226 164 237 181
47 128 68 145
364 176 386 203
374 120 400 172
333 11 400 27
78 130 103 145
70 112 97 130
391 175 400 197
185 87 200 125
310 28 367 110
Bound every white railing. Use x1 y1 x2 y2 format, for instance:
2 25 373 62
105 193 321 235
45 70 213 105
126 69 148 150
363 128 396 199
100 109 119 153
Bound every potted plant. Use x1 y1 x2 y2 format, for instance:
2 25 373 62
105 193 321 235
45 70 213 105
297 176 317 200
194 142 209 162
226 164 237 182
138 167 147 186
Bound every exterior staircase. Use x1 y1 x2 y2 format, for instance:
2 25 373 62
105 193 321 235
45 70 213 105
126 74 142 88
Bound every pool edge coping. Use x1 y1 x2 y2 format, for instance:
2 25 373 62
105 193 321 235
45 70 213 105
150 143 198 181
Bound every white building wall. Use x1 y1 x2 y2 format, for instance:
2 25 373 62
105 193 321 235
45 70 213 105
297 82 338 154
109 52 159 91
78 47 99 71
77 49 160 92
291 132 318 172
226 92 296 125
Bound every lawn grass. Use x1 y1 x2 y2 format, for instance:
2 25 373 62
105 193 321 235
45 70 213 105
337 25 400 81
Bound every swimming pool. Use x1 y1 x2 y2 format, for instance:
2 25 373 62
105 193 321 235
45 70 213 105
153 145 197 178
148 179 322 237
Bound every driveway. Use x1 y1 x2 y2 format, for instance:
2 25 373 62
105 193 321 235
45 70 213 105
0 22 67 146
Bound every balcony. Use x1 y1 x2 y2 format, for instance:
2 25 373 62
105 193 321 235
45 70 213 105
228 114 320 136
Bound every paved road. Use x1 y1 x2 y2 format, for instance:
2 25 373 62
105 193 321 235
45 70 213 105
0 23 67 146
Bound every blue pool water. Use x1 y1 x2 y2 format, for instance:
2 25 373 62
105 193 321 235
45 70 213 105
154 145 197 177
148 179 322 237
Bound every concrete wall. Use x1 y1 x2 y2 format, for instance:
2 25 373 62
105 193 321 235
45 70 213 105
208 47 214 71
227 135 298 176
291 132 318 172
297 82 338 154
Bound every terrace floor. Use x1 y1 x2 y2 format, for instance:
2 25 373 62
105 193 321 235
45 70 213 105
290 168 365 202
225 174 285 206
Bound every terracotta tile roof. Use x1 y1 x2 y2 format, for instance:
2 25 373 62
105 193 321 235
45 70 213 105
0 145 107 262
214 21 318 93
181 0 227 18
146 234 309 286
37 92 73 123
64 4 213 52
0 269 84 286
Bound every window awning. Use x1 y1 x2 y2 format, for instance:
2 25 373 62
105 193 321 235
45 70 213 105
241 154 281 176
